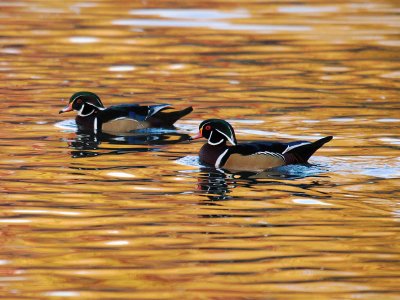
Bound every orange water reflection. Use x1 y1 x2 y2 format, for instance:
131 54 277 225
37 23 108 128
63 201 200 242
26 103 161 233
0 0 399 299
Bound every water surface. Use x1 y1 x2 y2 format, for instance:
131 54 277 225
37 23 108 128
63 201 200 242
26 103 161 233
0 0 399 299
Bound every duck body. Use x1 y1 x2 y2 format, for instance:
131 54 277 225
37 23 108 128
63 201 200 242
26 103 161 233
193 119 332 172
77 103 174 133
60 92 193 134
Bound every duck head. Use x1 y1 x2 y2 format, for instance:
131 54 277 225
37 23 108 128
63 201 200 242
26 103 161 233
192 119 237 146
59 91 104 116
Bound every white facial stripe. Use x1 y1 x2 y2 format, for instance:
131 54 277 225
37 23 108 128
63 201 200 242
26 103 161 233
223 123 235 143
71 95 104 110
78 104 95 117
208 138 224 145
86 102 105 110
215 128 236 145
215 149 229 168
71 95 81 103
96 97 103 107
77 105 84 115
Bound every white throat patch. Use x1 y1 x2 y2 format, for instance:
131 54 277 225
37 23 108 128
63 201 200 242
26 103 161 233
207 130 224 146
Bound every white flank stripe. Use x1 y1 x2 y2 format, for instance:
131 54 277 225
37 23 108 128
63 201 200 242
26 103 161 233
253 151 285 160
215 149 229 168
93 117 97 133
282 142 309 154
146 104 170 119
111 117 135 121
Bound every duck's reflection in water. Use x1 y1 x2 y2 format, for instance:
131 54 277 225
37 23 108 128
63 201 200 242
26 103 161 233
197 168 234 201
197 165 330 202
66 130 191 158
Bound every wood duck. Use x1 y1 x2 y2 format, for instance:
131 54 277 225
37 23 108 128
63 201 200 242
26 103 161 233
59 91 193 134
191 119 333 172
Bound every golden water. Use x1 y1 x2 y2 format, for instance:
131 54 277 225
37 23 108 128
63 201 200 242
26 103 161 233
0 1 399 299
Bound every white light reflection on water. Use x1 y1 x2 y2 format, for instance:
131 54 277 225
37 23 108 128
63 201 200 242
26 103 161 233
130 9 250 19
379 137 400 145
278 6 338 14
105 240 130 246
13 209 80 216
0 219 31 223
108 65 136 72
0 48 22 54
176 155 400 179
69 36 99 43
113 9 311 33
376 118 400 123
44 291 80 297
114 19 311 33
107 171 136 178
54 119 76 132
292 199 332 205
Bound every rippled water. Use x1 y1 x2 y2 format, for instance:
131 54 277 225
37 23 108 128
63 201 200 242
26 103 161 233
0 1 399 299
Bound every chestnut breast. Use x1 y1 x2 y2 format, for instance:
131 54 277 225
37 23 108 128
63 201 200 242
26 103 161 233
199 143 228 167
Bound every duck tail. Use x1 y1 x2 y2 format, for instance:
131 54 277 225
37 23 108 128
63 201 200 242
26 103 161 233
150 106 193 126
283 136 333 164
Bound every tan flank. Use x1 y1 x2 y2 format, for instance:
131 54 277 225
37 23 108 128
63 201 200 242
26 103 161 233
224 153 285 172
102 118 149 134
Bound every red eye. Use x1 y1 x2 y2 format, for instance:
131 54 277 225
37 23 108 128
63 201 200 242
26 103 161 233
205 125 211 131
76 98 82 104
